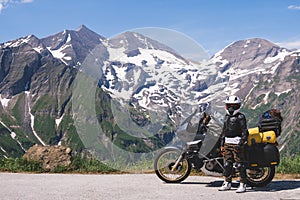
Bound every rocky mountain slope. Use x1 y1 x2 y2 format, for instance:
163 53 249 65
210 39 300 155
0 25 299 159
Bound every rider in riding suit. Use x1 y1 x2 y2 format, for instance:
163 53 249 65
218 96 249 193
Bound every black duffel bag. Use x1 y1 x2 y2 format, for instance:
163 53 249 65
258 109 283 136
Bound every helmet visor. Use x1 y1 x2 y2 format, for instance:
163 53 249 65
226 103 240 110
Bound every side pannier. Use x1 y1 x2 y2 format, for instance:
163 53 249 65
247 127 277 146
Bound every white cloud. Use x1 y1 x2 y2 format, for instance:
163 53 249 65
20 0 33 3
276 40 300 50
288 5 300 10
0 0 32 2
0 0 33 13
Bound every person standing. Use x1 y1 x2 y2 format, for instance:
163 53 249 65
218 95 249 193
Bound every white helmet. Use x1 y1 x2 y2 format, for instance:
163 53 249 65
225 95 241 115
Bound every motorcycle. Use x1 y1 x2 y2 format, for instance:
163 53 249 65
154 112 280 187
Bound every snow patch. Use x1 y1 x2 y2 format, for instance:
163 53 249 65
263 91 270 103
279 144 285 152
245 84 257 103
64 56 72 61
269 62 281 74
222 67 265 81
47 35 72 65
66 33 72 43
224 82 240 95
2 35 33 48
10 132 16 139
33 46 44 53
47 47 65 59
210 51 229 69
47 45 72 64
25 91 46 146
55 114 64 127
0 95 10 108
0 120 26 152
0 146 6 153
275 89 292 96
264 49 291 63
0 120 13 134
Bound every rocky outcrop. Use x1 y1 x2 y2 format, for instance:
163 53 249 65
22 145 72 171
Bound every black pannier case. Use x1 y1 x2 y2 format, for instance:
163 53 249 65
246 144 280 167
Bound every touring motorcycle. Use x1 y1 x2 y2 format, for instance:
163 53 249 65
154 111 281 187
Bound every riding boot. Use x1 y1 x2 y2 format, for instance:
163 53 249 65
236 182 246 193
218 181 232 191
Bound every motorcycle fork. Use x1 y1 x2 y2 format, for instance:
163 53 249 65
171 152 186 171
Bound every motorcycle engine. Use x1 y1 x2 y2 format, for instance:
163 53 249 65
205 160 216 171
204 160 223 173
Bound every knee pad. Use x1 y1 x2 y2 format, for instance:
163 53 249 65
223 162 233 177
236 163 246 178
235 162 245 171
234 163 245 171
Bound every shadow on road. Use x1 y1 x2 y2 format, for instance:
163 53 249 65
182 180 300 192
180 181 211 185
252 180 300 192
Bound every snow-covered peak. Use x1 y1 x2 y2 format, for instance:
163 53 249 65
0 35 40 49
100 34 220 124
107 31 187 62
41 25 105 66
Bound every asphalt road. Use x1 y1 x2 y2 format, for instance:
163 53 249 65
0 173 300 200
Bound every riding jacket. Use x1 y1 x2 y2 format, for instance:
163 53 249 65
221 112 249 146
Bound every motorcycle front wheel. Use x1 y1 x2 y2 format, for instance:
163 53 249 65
246 166 276 187
154 148 192 183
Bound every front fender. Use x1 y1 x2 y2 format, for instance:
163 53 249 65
162 146 183 151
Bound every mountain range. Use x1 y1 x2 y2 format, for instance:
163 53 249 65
0 25 299 160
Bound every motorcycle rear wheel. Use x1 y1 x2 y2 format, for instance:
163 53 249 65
246 166 276 187
154 148 192 183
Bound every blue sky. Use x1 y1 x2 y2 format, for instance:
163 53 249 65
0 0 300 55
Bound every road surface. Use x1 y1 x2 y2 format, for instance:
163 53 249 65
0 173 300 200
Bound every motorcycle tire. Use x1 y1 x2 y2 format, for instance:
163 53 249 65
246 166 276 187
154 148 192 183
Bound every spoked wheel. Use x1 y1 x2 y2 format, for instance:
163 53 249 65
246 166 276 187
154 148 192 183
